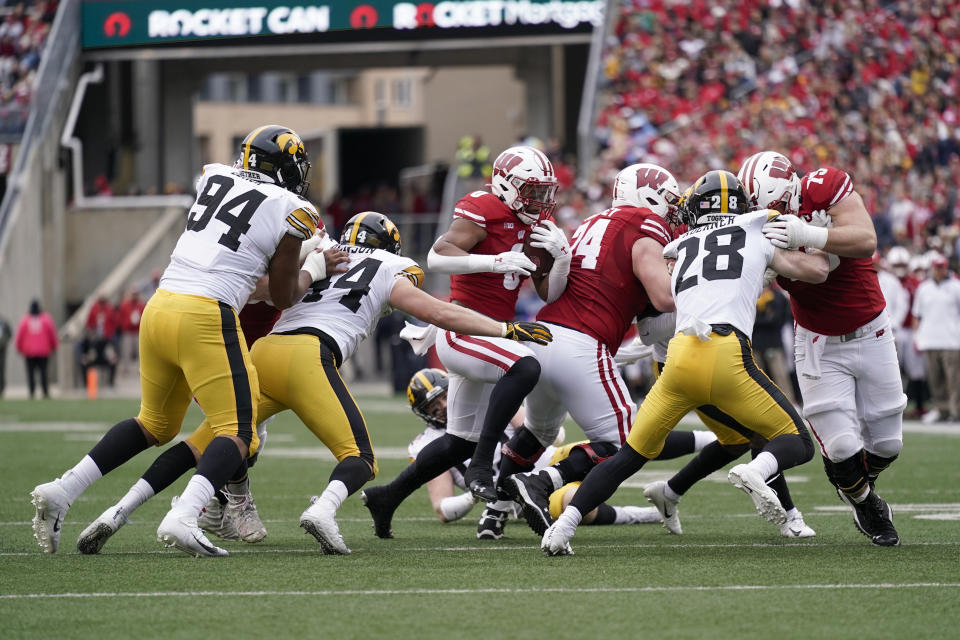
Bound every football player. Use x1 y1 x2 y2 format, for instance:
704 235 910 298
405 368 714 536
750 152 905 546
74 233 350 554
31 125 325 556
541 170 829 556
502 163 684 538
363 145 566 538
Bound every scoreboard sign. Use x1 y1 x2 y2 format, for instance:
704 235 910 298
82 1 605 48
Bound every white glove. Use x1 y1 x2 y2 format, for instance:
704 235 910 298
529 220 572 261
301 250 327 281
492 251 536 276
613 338 654 366
762 214 828 250
808 210 833 228
399 321 439 356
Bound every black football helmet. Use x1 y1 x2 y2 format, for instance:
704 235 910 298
238 125 311 196
407 368 449 429
340 211 402 255
681 170 748 227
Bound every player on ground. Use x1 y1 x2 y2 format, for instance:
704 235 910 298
754 152 905 546
31 125 322 556
362 145 565 538
405 368 670 533
540 170 828 556
502 163 682 537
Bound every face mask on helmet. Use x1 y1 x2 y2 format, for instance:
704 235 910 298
238 125 312 196
682 170 748 227
737 151 800 215
611 163 681 221
407 368 449 429
340 211 402 255
490 146 559 225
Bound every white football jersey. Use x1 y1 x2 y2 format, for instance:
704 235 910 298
161 163 319 311
270 245 425 361
664 210 777 336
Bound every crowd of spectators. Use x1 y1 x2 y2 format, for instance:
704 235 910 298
588 0 960 265
0 1 57 136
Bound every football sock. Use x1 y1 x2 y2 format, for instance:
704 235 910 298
59 455 103 503
312 480 349 513
195 436 244 492
747 451 779 480
471 357 540 470
863 451 898 485
591 503 617 525
115 478 155 518
667 441 744 496
765 431 814 471
693 430 718 451
170 475 215 518
655 430 694 460
439 493 477 522
141 441 196 494
554 442 617 484
663 482 682 503
386 433 475 502
328 456 374 495
569 445 648 516
88 418 151 476
755 441 795 511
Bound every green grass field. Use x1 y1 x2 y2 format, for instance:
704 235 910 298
1 397 958 639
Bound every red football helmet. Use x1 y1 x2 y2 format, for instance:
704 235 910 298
490 146 559 225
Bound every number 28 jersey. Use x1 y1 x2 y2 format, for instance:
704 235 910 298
161 163 320 311
537 206 671 353
665 210 777 337
270 245 425 362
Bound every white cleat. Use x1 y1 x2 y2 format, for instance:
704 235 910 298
197 498 240 541
728 464 787 526
30 480 71 554
780 510 816 538
620 505 663 525
225 493 267 543
300 499 351 555
77 506 128 554
157 511 229 557
643 480 682 534
541 522 575 556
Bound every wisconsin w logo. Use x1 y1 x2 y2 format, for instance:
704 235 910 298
493 153 523 177
636 167 668 190
768 157 795 180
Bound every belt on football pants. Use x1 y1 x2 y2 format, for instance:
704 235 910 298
274 326 344 366
826 312 886 344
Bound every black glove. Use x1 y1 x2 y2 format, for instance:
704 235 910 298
503 321 553 345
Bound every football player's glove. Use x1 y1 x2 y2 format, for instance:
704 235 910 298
762 214 828 250
529 220 571 261
502 321 553 345
492 251 536 276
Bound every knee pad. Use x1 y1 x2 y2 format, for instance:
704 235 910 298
809 409 862 461
502 426 546 467
868 439 902 459
822 452 868 497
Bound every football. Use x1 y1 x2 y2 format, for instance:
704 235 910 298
522 231 554 279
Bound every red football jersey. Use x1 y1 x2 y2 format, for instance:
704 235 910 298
537 206 671 353
239 301 281 349
777 167 885 335
447 191 535 322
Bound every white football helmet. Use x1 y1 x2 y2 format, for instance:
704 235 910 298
886 246 910 278
489 146 559 225
737 151 801 215
611 163 680 220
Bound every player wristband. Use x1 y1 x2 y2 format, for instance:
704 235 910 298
803 225 829 250
301 253 327 281
500 322 509 338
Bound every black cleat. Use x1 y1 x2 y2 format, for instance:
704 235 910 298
845 491 900 547
361 486 397 539
464 465 498 503
476 507 508 540
506 471 553 536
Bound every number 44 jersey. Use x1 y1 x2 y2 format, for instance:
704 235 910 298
270 245 424 362
665 210 778 337
161 163 320 311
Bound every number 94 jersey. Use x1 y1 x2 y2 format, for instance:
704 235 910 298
162 163 320 311
665 210 777 337
270 245 424 362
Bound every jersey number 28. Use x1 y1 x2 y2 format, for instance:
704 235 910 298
673 227 746 295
